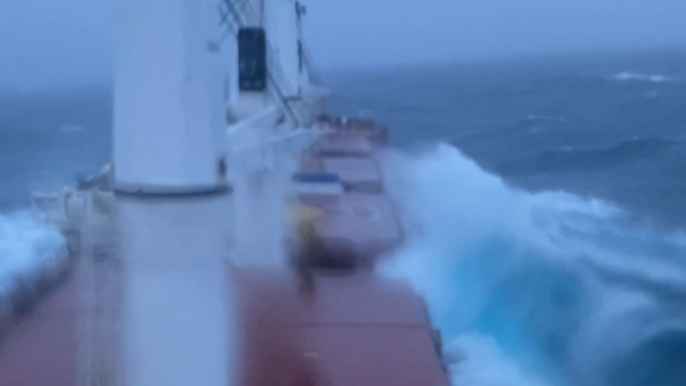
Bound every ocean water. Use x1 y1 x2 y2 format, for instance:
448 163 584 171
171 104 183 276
0 88 111 210
326 50 686 386
378 145 686 386
2 49 686 385
0 213 67 295
327 49 686 230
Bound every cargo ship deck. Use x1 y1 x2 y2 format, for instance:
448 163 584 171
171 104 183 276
0 118 449 386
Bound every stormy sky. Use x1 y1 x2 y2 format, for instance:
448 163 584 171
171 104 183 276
1 0 685 91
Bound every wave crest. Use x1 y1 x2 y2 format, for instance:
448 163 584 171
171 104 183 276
379 143 686 386
612 72 675 83
0 213 67 294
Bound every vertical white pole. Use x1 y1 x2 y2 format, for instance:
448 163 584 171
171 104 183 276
118 197 234 386
112 1 234 385
113 0 226 194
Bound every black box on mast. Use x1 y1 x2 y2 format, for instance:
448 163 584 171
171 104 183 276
238 27 267 91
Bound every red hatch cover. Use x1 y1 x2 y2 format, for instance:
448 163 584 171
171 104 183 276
321 158 381 186
315 134 374 157
235 269 448 386
299 193 403 263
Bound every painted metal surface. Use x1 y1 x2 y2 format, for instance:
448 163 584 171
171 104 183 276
113 0 226 192
0 276 79 386
295 118 402 265
236 270 448 386
299 192 403 264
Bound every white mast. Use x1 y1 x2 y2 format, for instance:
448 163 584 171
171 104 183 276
113 0 226 194
112 1 232 386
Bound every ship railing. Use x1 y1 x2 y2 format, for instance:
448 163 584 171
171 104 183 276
219 0 304 127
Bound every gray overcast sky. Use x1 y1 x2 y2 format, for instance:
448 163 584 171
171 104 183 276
1 0 685 90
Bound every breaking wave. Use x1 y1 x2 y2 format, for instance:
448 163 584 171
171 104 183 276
0 213 67 295
612 72 675 83
379 143 686 386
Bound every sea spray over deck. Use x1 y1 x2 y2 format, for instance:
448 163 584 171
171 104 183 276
0 213 67 295
230 166 293 267
379 144 686 386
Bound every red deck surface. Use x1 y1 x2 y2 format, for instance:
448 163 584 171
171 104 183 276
321 158 381 185
316 134 374 156
0 269 449 386
236 269 448 386
301 193 403 263
299 130 402 263
0 278 79 386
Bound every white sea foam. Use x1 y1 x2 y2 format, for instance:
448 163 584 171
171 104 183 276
447 334 550 386
378 143 686 386
612 72 674 83
0 213 67 295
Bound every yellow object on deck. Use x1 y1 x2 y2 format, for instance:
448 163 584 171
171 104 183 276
285 204 323 245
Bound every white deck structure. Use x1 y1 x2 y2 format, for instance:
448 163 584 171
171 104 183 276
109 0 326 385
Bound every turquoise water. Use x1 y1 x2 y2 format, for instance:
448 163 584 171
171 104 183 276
379 145 686 385
329 50 686 385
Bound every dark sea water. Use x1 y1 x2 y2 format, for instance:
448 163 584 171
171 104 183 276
0 89 111 210
2 49 686 386
328 50 686 386
327 49 686 230
2 50 685 226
